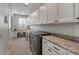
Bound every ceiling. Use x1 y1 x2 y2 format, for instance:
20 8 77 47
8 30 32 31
10 3 43 16
0 3 9 16
0 3 43 16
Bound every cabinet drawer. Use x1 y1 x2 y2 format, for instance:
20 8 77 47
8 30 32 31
42 45 50 55
45 45 60 55
42 39 67 55
52 44 67 55
42 39 55 47
66 50 75 55
43 45 58 55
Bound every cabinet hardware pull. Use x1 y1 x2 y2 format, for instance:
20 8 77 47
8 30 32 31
48 49 52 52
54 20 58 22
76 17 79 20
54 46 60 51
44 41 47 43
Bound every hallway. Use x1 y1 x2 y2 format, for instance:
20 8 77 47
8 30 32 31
7 38 32 55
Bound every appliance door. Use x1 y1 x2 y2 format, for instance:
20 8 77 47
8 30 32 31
32 34 42 55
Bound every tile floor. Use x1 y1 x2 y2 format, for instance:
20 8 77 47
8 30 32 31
7 38 32 55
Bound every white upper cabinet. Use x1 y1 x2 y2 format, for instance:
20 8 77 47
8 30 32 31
46 3 58 24
28 16 32 25
26 3 76 26
38 7 42 24
34 10 38 24
58 3 74 23
41 5 47 24
37 4 47 24
26 17 31 26
38 5 47 24
35 9 40 25
31 12 35 25
74 3 79 22
37 8 42 24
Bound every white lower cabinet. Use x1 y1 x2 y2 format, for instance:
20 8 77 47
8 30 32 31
42 45 51 55
66 50 75 55
42 39 75 55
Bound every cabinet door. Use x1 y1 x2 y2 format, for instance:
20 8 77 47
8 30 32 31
58 3 74 23
42 39 52 55
26 18 28 26
34 10 39 24
35 9 39 24
31 13 35 25
29 16 32 25
42 38 67 55
34 10 37 24
74 3 79 22
26 17 31 26
37 8 42 24
31 14 35 25
41 5 47 24
39 7 43 24
42 44 58 55
42 39 58 55
42 45 51 55
38 5 47 24
46 3 58 24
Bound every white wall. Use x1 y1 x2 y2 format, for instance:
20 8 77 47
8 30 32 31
0 3 9 16
30 23 79 37
0 16 9 54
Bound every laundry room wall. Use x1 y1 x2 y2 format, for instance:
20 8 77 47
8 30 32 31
0 16 9 54
0 3 10 54
30 23 79 37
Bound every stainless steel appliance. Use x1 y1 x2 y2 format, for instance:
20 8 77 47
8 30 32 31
29 31 51 55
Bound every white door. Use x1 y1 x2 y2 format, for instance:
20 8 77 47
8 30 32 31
74 3 79 22
58 3 74 23
46 3 58 24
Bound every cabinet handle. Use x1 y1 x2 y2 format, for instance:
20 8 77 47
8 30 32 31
55 20 58 22
53 46 60 51
76 17 79 20
44 41 47 43
48 49 52 52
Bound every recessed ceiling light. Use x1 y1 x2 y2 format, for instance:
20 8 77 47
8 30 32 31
24 3 28 5
40 6 44 9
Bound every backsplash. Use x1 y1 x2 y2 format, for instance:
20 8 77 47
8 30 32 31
30 23 79 37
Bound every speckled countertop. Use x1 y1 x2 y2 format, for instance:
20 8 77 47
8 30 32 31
42 35 79 54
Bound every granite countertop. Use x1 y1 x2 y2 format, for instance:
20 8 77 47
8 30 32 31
42 35 79 54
